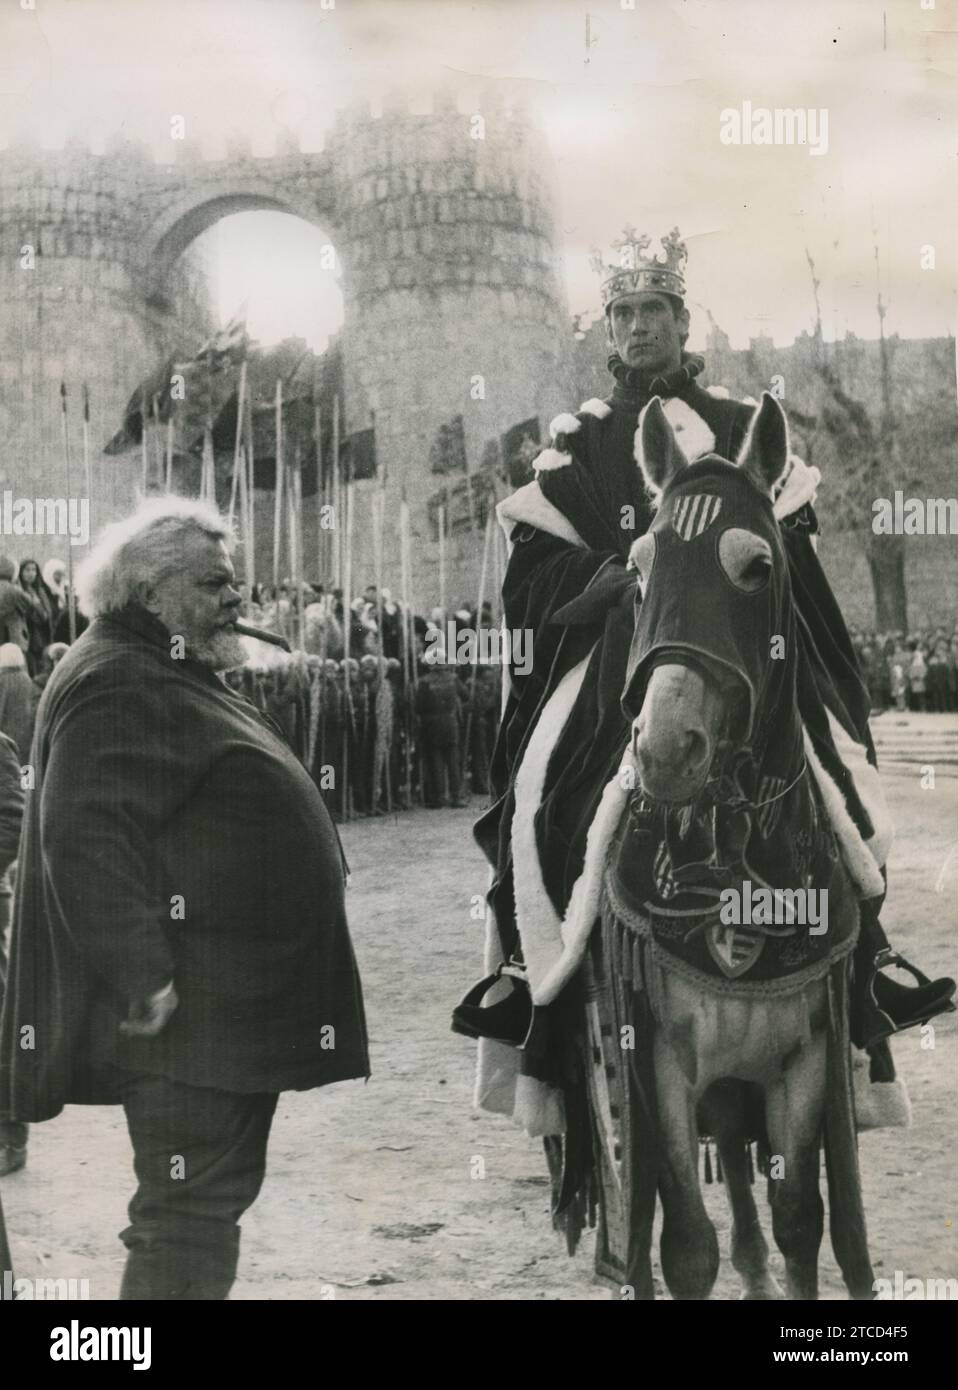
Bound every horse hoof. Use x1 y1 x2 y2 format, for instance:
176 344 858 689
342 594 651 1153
740 1282 785 1301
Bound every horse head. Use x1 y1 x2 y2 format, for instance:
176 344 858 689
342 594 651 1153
624 391 795 805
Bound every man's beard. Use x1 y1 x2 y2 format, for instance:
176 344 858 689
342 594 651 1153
189 628 247 671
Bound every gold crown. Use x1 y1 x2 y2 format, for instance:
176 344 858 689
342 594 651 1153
590 226 687 310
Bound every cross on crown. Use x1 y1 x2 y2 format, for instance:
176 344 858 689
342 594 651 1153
590 226 688 310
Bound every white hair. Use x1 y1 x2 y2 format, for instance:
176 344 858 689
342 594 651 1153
74 496 234 618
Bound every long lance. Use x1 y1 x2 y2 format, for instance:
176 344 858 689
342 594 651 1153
59 383 77 643
237 443 251 586
371 484 390 812
227 359 248 531
165 415 174 492
341 455 354 820
437 493 447 621
81 383 92 503
272 377 284 594
461 503 493 784
291 445 305 653
152 395 161 491
398 489 414 806
314 400 324 581
245 383 256 590
140 389 148 494
331 393 341 588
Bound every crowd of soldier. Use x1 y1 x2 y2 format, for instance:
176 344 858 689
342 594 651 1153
230 584 501 818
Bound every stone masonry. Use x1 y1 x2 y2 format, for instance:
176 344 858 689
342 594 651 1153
0 95 575 605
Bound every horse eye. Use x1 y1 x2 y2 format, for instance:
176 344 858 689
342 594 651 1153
718 528 772 592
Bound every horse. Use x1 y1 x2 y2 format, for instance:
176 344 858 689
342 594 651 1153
593 391 874 1300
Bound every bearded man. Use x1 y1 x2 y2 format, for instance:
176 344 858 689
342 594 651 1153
462 228 953 1133
0 497 368 1299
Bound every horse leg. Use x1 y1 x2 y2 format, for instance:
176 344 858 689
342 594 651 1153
706 1081 784 1301
654 1038 719 1300
764 1030 826 1300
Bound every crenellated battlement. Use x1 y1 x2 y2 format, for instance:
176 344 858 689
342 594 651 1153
0 96 573 600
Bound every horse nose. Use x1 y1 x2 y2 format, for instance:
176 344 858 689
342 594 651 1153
632 716 711 799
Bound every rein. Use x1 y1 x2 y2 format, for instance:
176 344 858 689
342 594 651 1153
630 750 811 927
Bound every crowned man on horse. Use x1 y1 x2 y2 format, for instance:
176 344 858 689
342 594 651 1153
454 229 955 1298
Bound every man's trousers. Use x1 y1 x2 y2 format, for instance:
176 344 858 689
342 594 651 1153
423 735 461 806
114 1069 278 1300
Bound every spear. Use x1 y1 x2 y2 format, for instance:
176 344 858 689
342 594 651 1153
314 400 324 581
59 383 77 643
228 359 248 530
165 415 174 492
290 444 305 652
331 393 341 588
461 504 494 783
341 454 355 819
245 383 256 590
371 484 390 812
437 494 447 619
237 443 251 583
272 378 284 593
398 487 414 806
152 395 161 492
81 383 91 503
140 390 148 494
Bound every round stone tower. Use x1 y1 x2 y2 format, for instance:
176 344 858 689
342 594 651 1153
328 91 574 607
0 137 214 549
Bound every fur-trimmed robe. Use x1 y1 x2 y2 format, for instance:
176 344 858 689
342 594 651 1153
471 373 895 1137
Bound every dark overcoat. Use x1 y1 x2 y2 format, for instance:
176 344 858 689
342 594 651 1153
0 604 369 1121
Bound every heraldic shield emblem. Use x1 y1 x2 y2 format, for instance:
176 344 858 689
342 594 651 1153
672 494 722 541
705 921 765 978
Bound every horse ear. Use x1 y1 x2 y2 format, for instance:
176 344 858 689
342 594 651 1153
634 396 685 497
736 392 790 495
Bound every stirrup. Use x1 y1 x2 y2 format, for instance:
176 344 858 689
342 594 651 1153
874 948 932 988
451 959 534 1046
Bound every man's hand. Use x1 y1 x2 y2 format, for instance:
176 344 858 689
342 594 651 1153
119 980 178 1038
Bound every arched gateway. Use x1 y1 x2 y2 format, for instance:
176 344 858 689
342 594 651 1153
0 95 574 601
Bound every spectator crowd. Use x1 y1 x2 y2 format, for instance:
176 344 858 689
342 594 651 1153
851 628 958 713
2 553 956 828
0 555 501 821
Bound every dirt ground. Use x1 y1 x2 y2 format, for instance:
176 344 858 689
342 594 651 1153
3 711 956 1301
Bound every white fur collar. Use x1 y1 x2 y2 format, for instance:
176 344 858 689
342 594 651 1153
774 455 821 520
